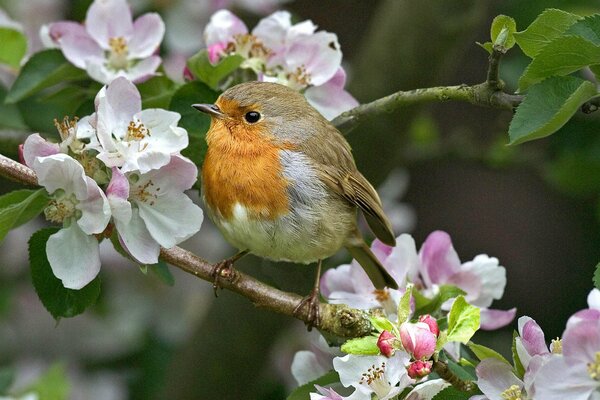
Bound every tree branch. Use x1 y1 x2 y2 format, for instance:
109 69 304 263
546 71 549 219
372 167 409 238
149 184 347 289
0 153 373 340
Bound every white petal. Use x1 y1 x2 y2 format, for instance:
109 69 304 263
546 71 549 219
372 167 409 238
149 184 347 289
76 176 111 234
291 351 329 386
124 56 162 83
534 356 596 400
137 191 203 248
305 82 358 120
86 0 134 48
588 288 600 309
476 358 523 400
85 60 116 85
252 11 291 66
203 9 248 47
405 379 450 400
34 154 88 198
46 224 101 289
285 31 342 86
382 233 420 287
459 255 506 308
115 208 160 264
128 13 165 58
137 155 197 191
104 77 142 138
51 22 104 69
22 134 60 167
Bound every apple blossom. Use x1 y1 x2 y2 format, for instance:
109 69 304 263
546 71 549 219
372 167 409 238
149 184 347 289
43 0 164 84
399 321 437 360
406 360 432 379
418 314 439 337
475 358 529 400
377 330 398 358
309 385 346 400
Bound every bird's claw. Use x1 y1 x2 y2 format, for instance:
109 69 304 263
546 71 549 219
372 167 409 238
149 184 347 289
293 289 321 331
211 259 237 297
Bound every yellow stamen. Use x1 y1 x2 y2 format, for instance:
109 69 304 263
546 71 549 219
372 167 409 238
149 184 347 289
44 195 77 223
587 351 600 381
126 121 150 142
108 36 129 70
551 337 562 354
500 384 523 400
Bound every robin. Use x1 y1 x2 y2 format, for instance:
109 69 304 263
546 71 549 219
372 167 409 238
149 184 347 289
193 81 398 326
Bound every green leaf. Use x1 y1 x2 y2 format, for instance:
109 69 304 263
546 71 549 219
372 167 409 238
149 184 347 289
476 41 494 54
24 363 69 400
447 296 480 344
148 261 175 286
468 342 510 365
431 386 472 400
187 50 244 90
370 315 395 332
593 262 600 290
512 330 525 378
565 14 600 45
514 9 581 58
6 49 88 103
0 84 27 130
0 367 15 395
397 283 413 323
509 76 598 145
0 189 49 243
170 81 219 168
0 27 27 69
29 228 101 319
340 335 380 355
138 76 178 109
414 284 466 316
286 370 339 400
518 36 600 91
490 15 517 50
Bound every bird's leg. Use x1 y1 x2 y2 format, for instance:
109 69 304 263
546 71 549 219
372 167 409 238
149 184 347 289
211 250 248 296
293 260 323 331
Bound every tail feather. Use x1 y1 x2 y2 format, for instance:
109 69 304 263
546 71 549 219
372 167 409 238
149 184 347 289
346 242 398 289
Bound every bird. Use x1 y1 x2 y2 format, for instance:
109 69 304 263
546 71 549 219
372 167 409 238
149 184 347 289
193 81 398 327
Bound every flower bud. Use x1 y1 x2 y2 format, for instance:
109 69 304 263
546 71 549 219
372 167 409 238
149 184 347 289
418 314 440 337
407 360 433 379
377 330 397 358
18 144 25 165
399 322 437 360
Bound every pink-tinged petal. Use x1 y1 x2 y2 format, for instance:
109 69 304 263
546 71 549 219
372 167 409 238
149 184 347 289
534 356 596 400
106 167 129 200
320 263 360 297
305 81 359 120
475 358 523 399
310 385 346 400
138 155 197 191
291 351 330 386
33 154 88 199
384 234 420 285
519 317 549 356
479 308 516 330
419 230 461 286
371 239 393 260
567 308 600 328
207 43 227 64
76 176 111 235
446 271 481 302
204 9 247 47
252 10 292 65
48 21 87 44
125 55 162 83
588 288 600 310
562 319 600 366
85 61 116 85
407 360 432 379
86 0 134 49
22 134 60 167
377 330 398 358
404 379 450 400
459 255 507 308
399 322 437 360
418 315 440 337
115 208 160 264
53 25 104 69
46 223 100 289
128 13 165 59
97 77 141 142
285 31 342 86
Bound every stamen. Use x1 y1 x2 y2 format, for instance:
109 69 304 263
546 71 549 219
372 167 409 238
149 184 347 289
550 337 562 354
108 36 129 70
44 194 78 223
587 351 600 381
132 179 160 206
54 116 79 142
126 121 150 142
373 289 390 302
500 384 523 400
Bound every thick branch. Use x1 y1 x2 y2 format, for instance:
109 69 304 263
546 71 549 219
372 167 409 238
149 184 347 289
0 153 372 339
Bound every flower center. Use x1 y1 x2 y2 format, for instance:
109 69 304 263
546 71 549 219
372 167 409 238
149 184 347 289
44 192 79 223
374 289 390 302
587 351 600 381
551 337 562 354
231 34 270 60
359 362 391 398
131 179 160 206
500 384 523 400
54 116 85 153
287 66 310 89
108 36 129 70
125 120 151 146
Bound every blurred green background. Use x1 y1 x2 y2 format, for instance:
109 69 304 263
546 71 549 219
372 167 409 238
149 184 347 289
1 0 600 398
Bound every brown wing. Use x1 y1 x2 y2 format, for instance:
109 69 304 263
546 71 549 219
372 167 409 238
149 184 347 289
299 123 396 246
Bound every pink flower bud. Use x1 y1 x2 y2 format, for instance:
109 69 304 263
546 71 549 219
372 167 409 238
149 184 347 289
418 314 440 337
18 144 25 165
399 322 437 360
377 330 397 358
183 66 194 82
407 360 433 379
207 43 227 64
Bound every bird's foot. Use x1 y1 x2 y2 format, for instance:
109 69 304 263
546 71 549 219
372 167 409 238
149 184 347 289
293 287 322 331
211 250 248 296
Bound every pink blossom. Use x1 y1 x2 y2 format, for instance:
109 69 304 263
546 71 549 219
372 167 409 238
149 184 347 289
377 330 398 358
399 322 437 360
418 315 439 337
407 360 432 379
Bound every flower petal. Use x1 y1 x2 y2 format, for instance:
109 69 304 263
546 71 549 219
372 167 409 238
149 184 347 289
22 134 60 167
124 55 162 83
115 207 160 264
86 0 134 49
404 379 450 400
476 358 523 400
46 223 101 289
96 76 141 149
128 13 165 58
419 230 461 287
52 23 104 69
252 10 292 66
76 176 111 235
305 73 359 120
479 308 516 330
285 31 342 86
458 255 506 308
534 356 596 400
383 233 420 288
291 350 329 386
562 318 600 366
204 9 248 47
34 154 88 199
588 288 600 310
518 316 549 357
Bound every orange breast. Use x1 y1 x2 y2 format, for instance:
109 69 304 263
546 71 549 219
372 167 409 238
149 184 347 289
201 120 290 220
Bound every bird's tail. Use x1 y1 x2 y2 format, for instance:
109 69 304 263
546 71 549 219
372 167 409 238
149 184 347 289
346 241 398 290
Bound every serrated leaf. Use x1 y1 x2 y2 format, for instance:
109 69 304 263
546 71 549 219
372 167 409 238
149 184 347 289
148 261 175 286
447 296 480 344
286 370 339 400
170 81 219 168
594 262 600 290
340 335 379 355
468 342 510 365
514 9 581 58
491 15 517 49
431 386 472 400
6 49 88 103
187 51 244 90
370 316 395 332
138 75 178 109
512 330 525 378
0 27 27 69
518 36 600 91
397 283 413 323
414 284 466 316
0 189 49 243
565 14 600 45
29 228 101 319
509 76 598 145
24 363 69 400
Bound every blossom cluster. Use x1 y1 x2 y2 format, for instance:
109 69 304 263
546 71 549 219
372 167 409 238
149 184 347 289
21 77 203 289
202 9 358 120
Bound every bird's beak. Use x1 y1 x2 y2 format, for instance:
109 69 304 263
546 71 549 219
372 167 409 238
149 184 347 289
192 103 225 118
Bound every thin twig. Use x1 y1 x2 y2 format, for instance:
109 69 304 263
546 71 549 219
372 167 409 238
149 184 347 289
433 360 476 392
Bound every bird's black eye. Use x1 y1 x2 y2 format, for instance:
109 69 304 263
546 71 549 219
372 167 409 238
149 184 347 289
244 111 261 123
